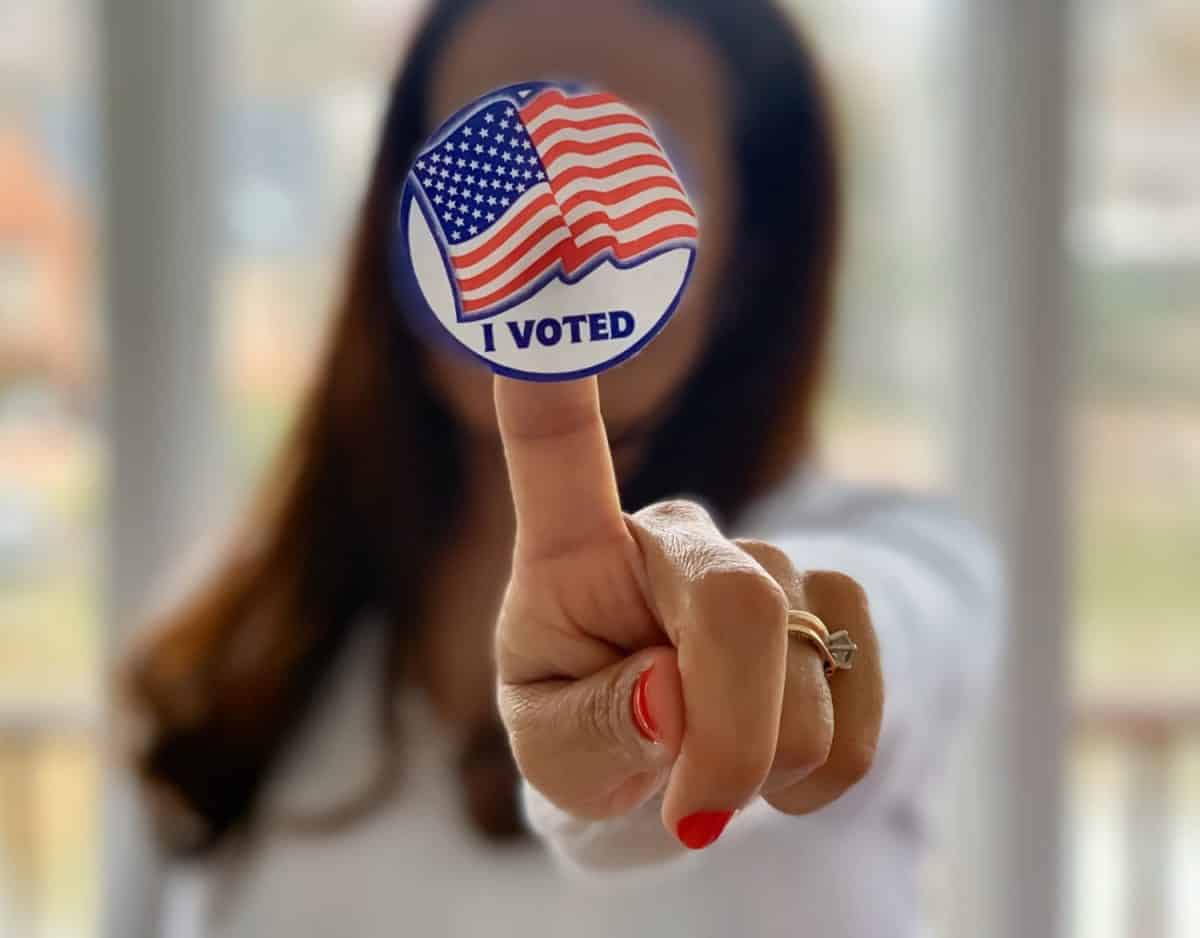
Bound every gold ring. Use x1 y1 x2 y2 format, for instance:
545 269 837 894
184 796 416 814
786 610 857 677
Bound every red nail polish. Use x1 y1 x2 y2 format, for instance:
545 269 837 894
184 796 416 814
631 666 660 742
677 810 734 850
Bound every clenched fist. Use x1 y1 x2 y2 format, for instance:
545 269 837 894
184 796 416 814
493 375 883 849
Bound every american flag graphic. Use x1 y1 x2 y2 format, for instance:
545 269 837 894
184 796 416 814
409 87 699 321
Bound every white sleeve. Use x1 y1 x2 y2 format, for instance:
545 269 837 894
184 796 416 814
523 484 1004 874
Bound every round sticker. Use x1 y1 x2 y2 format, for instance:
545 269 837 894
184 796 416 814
391 81 699 382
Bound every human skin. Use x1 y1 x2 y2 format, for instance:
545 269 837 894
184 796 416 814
493 375 883 848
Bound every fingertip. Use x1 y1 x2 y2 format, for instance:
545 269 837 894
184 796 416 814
675 809 735 850
493 373 600 440
634 647 684 754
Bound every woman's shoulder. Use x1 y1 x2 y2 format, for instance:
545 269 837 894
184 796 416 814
733 468 999 600
737 467 980 537
252 617 460 825
258 618 397 816
158 622 472 934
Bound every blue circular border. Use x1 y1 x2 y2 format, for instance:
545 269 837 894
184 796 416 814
389 80 698 383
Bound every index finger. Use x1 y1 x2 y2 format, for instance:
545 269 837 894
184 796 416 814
494 374 627 561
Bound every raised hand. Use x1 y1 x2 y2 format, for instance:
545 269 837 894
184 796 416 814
493 375 883 849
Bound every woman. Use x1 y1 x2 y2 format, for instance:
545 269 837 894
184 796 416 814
122 1 1000 936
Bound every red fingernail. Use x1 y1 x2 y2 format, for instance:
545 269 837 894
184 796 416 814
677 810 734 850
631 666 660 743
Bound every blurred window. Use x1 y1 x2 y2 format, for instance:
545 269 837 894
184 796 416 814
1070 2 1200 937
219 0 426 493
0 2 101 936
786 0 954 493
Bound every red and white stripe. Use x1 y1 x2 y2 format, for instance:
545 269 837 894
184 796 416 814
447 90 697 317
521 90 698 273
448 183 573 315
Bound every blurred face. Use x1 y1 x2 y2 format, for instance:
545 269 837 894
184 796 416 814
423 0 735 461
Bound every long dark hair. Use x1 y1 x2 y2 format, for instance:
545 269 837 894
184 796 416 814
121 0 841 854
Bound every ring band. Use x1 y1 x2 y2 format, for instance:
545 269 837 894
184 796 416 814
786 610 857 677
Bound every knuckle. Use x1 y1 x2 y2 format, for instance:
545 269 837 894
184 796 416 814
634 498 713 529
802 570 869 615
735 538 802 599
496 684 539 767
734 539 794 579
497 683 535 738
578 676 626 756
692 562 789 630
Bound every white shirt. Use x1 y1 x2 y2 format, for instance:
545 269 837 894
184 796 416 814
160 473 1001 938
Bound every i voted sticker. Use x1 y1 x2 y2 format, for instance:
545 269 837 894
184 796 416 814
392 81 699 382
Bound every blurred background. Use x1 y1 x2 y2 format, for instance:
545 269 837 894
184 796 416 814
0 1 1197 936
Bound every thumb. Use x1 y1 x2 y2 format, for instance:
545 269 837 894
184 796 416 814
499 646 685 821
